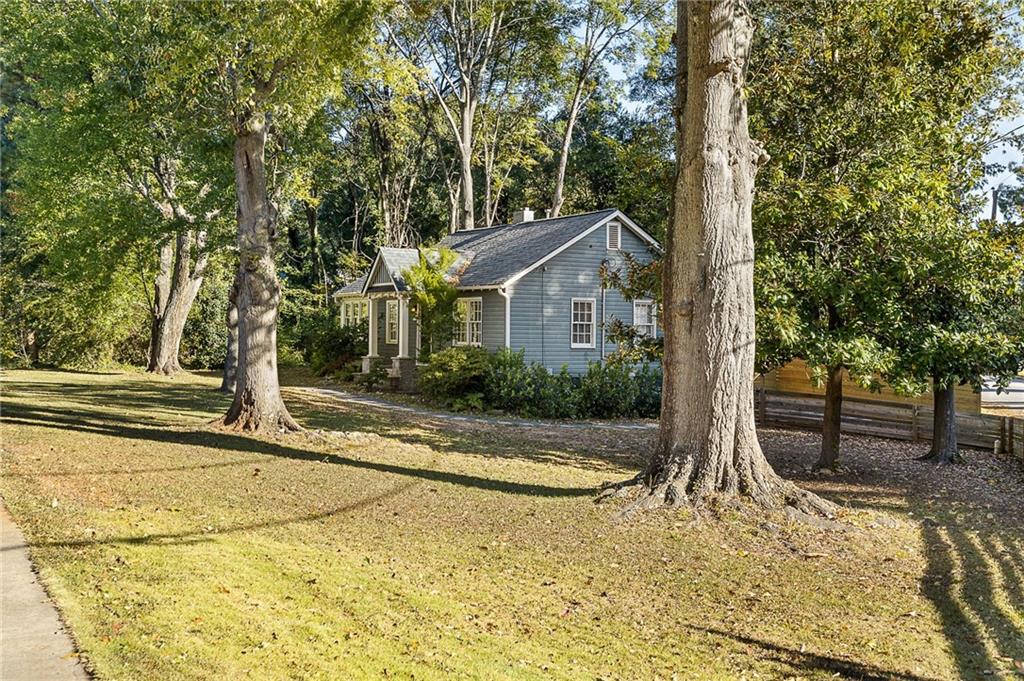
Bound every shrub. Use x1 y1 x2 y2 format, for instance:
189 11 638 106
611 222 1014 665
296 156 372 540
632 363 663 418
359 358 390 391
578 361 640 418
485 349 534 413
529 364 580 419
296 307 368 376
418 346 491 403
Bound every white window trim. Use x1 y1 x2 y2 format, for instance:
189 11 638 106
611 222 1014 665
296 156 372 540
570 297 596 349
633 299 656 337
453 297 483 347
385 299 399 344
606 221 621 250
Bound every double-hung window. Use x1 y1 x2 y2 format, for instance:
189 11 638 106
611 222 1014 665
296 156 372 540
571 298 596 348
633 299 656 337
385 300 399 344
341 300 368 328
454 298 483 346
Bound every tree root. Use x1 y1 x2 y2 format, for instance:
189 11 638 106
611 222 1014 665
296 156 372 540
916 449 962 465
597 472 837 521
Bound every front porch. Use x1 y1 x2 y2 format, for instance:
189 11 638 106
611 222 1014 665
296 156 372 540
361 293 421 392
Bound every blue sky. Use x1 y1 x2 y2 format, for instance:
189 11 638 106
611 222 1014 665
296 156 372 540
984 114 1023 220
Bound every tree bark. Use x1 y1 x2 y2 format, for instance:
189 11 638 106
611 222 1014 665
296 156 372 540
921 379 958 463
147 239 174 372
816 365 844 469
304 199 326 305
149 230 207 375
550 84 584 218
459 98 476 231
223 113 300 432
218 275 240 394
606 0 831 515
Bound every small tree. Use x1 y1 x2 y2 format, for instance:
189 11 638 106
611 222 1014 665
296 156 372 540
405 246 461 358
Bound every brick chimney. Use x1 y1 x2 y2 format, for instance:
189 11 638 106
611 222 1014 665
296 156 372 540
511 207 534 224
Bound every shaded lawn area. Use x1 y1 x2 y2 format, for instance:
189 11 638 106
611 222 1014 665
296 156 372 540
1 370 1022 680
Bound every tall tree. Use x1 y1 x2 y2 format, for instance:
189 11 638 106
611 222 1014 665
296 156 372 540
152 0 374 431
549 0 666 217
2 0 232 375
749 0 1021 469
607 0 831 514
387 0 557 230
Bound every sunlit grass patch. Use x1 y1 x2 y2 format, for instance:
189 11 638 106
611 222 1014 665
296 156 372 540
2 369 1022 679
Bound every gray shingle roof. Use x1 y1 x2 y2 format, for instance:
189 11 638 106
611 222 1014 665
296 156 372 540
439 209 619 287
339 209 641 296
371 247 420 292
334 274 367 297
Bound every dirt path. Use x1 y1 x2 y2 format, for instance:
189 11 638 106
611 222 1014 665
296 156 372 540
1 500 89 680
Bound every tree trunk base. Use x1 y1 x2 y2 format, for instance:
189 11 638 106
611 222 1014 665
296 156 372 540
597 464 836 520
147 362 184 377
222 389 302 433
916 448 962 464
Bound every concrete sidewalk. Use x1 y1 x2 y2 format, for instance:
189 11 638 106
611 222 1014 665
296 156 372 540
1 500 88 680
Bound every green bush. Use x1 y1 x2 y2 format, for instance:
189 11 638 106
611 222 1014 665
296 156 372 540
578 361 640 418
529 364 580 419
632 363 662 418
295 308 368 376
418 346 491 402
485 349 534 413
420 346 659 420
484 350 579 418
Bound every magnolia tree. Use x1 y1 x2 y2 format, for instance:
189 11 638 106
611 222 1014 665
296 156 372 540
750 0 1023 469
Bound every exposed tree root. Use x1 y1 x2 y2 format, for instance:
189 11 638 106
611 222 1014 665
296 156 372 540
915 449 962 465
222 400 302 434
147 362 183 377
597 467 836 521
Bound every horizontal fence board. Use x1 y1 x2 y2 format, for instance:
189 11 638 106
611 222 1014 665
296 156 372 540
756 389 1023 460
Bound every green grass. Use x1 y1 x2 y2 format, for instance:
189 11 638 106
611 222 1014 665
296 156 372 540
1 369 1022 680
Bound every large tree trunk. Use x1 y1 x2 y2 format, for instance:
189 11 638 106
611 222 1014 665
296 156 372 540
149 230 207 375
223 113 299 432
218 275 240 394
147 239 174 372
921 378 958 463
816 365 844 469
606 0 831 515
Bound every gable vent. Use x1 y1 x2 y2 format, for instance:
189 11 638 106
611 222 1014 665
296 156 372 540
372 261 391 285
606 221 621 250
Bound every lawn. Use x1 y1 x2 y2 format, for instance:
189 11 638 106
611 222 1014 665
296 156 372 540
1 369 1022 680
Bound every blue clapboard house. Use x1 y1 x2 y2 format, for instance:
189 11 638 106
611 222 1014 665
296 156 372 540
333 208 661 390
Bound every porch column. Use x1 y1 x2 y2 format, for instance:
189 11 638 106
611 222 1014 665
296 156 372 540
366 297 379 358
397 296 411 359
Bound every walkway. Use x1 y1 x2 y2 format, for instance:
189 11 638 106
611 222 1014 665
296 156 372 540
1 501 89 680
299 387 659 431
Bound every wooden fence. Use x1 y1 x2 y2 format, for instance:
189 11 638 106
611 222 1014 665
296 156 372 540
755 389 1024 461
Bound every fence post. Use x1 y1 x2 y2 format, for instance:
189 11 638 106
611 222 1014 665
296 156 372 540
911 405 919 442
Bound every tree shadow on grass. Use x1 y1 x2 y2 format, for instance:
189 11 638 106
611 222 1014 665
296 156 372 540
683 624 938 681
3 479 422 552
921 523 1024 679
1 403 596 500
290 391 648 474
